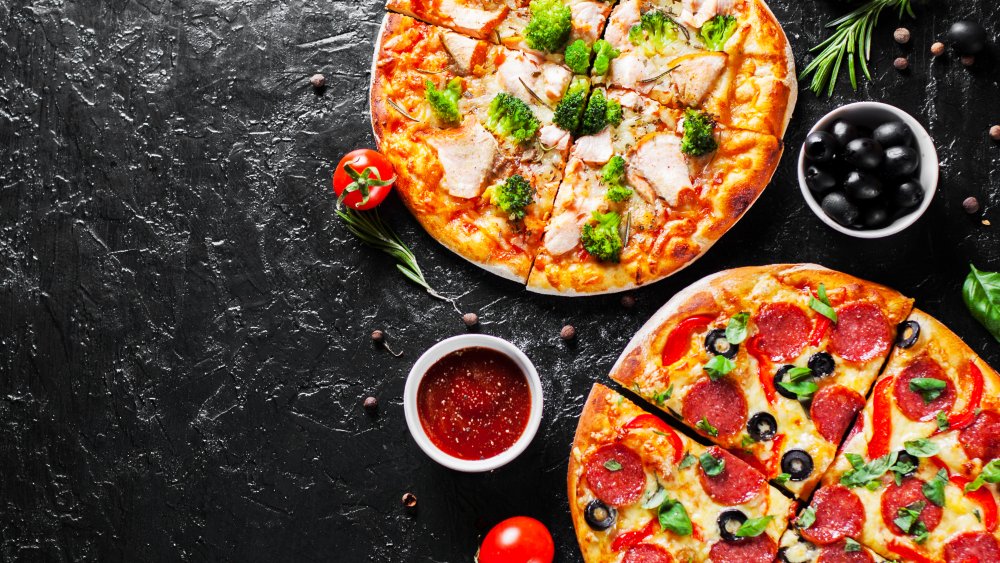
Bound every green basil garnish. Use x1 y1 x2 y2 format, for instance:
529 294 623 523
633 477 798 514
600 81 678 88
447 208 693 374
903 438 940 458
704 355 735 381
735 515 773 538
796 506 816 529
844 538 861 552
725 312 750 345
963 264 1000 343
922 469 948 507
966 459 1000 492
604 459 622 472
699 452 725 476
679 452 697 469
697 416 719 437
909 377 947 403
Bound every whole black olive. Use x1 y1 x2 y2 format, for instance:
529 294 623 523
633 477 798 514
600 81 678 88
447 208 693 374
882 146 920 178
844 171 883 201
861 205 891 229
584 499 616 531
807 352 836 378
894 181 925 209
948 20 989 55
705 328 738 359
781 450 814 481
873 121 913 148
821 192 860 227
805 166 837 195
844 138 884 170
830 120 860 148
804 131 838 163
774 365 801 401
718 510 748 542
747 412 778 442
896 320 921 348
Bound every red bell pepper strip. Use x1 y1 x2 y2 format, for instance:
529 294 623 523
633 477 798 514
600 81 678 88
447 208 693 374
746 335 777 406
868 376 893 459
625 414 684 465
950 474 999 532
661 315 715 366
839 412 864 455
946 361 984 431
611 518 657 551
808 315 831 347
887 539 935 563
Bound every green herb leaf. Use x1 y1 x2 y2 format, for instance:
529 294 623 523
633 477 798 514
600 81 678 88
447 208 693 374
904 438 940 458
699 452 725 477
963 264 1000 343
657 498 693 536
778 380 819 401
775 473 791 484
809 283 838 323
841 452 898 488
697 417 719 437
844 538 862 553
909 377 947 403
653 385 673 406
704 355 736 381
936 410 950 431
965 459 1000 492
922 469 948 507
787 367 813 382
679 452 697 469
894 501 925 535
796 507 816 529
604 459 622 472
725 312 750 345
735 515 774 538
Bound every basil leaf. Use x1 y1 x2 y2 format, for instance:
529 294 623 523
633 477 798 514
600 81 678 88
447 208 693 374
841 452 898 488
735 515 773 538
604 459 622 471
775 472 791 484
796 507 816 529
787 366 813 382
963 264 1000 343
810 283 838 323
844 538 861 553
653 385 673 405
658 498 693 536
679 452 697 469
704 355 735 381
642 486 668 509
699 452 725 476
909 377 947 403
922 469 948 507
697 416 719 437
966 459 1000 492
725 312 750 345
904 438 940 458
936 410 950 431
894 501 925 534
778 380 818 401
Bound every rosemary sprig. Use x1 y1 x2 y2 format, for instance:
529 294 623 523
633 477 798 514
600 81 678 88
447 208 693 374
336 208 461 313
801 0 916 97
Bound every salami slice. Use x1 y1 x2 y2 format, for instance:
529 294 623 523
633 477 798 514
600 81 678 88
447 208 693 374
817 542 875 563
754 303 810 361
880 477 943 536
960 409 1000 462
799 486 865 545
828 303 892 363
584 443 645 506
682 378 747 439
811 385 866 443
893 358 956 422
622 544 673 563
708 534 777 563
698 446 765 506
945 531 1000 563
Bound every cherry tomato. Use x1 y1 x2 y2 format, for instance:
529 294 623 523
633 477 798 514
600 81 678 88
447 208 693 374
477 517 554 563
332 149 395 210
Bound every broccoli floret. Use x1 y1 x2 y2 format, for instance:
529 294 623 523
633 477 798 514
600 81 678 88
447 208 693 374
681 108 718 156
591 39 620 75
580 211 623 262
579 90 622 136
564 39 592 74
605 98 623 127
486 93 540 143
628 11 679 55
601 155 633 202
424 78 463 125
699 15 737 51
525 0 572 53
491 174 534 219
552 77 590 133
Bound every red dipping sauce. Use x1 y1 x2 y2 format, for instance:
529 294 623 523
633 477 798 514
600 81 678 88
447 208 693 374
416 347 531 461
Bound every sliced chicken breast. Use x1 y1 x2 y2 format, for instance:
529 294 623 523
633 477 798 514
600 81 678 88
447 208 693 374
427 120 499 199
628 133 691 207
572 128 614 165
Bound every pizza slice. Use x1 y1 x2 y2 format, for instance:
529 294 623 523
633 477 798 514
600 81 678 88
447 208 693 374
569 383 794 562
372 13 579 282
526 88 782 294
600 0 795 136
609 265 914 498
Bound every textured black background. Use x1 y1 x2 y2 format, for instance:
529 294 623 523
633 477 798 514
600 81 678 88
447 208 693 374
2 0 999 561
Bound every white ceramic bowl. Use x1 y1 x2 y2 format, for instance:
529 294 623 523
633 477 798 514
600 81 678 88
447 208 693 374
403 334 543 472
798 102 938 239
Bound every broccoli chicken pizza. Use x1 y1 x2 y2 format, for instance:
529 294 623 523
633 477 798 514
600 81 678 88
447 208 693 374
370 0 795 294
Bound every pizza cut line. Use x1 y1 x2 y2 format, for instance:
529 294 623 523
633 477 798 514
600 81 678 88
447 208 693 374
370 0 795 294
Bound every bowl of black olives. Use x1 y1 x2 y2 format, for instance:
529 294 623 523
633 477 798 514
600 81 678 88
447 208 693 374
798 102 938 238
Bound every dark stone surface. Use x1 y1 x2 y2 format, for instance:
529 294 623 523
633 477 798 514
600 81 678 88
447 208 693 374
1 0 998 561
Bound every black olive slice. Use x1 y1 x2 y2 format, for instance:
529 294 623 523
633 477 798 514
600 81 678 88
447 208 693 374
895 451 919 476
774 365 800 401
896 320 920 349
776 547 795 563
584 499 616 531
747 412 778 442
705 329 738 359
718 509 748 542
807 352 835 378
781 450 814 481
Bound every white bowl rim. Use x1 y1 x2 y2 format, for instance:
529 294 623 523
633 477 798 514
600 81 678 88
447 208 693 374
403 334 544 473
797 101 939 239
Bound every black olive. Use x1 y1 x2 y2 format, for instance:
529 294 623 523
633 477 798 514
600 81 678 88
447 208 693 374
821 191 860 227
844 170 883 201
705 328 738 359
718 510 748 542
895 451 920 475
882 146 920 178
781 450 814 481
776 547 798 563
844 138 884 170
747 412 778 442
873 121 913 148
830 120 859 148
861 205 891 229
896 320 920 348
948 21 988 55
807 352 835 378
894 181 924 209
805 165 837 195
584 499 616 531
774 365 801 401
804 131 838 163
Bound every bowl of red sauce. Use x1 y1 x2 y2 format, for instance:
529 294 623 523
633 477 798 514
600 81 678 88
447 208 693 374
403 334 543 472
